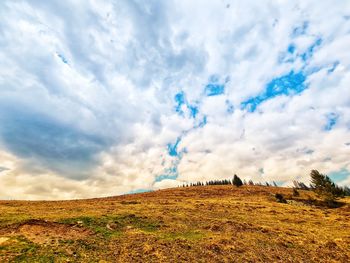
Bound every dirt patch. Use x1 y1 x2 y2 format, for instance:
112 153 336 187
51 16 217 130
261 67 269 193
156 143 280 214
17 219 91 244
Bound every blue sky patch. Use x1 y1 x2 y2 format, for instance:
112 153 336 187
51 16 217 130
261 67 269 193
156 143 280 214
156 158 181 183
188 105 199 118
273 181 285 186
278 43 297 64
329 168 350 183
174 91 185 115
205 83 225 96
174 91 199 119
324 112 339 131
205 76 225 96
241 71 307 112
127 188 152 194
167 137 181 157
155 174 177 182
287 44 296 54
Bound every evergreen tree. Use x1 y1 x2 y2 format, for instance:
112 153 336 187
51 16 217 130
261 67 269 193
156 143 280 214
293 180 309 190
344 186 350 196
232 174 243 187
310 170 345 204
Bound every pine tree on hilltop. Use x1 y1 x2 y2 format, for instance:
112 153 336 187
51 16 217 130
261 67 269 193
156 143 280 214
293 180 309 190
310 169 345 205
232 174 243 187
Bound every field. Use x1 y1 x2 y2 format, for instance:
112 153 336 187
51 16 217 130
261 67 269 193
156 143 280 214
0 185 349 262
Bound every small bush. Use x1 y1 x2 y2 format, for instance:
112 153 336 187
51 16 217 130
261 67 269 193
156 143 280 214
275 193 287 203
293 188 300 197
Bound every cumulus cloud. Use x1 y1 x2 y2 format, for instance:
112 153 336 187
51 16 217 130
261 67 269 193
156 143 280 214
0 0 349 199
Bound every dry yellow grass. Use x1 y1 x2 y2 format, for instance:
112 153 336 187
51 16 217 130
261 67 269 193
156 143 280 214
0 185 349 262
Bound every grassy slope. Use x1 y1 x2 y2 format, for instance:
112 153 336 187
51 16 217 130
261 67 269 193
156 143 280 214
0 185 349 262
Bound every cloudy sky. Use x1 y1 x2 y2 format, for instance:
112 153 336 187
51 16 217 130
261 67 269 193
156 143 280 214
0 0 349 200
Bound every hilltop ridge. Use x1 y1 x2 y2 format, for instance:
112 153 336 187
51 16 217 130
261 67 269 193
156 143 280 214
1 185 349 262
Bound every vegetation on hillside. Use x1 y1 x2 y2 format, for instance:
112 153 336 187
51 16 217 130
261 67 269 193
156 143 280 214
182 174 278 188
0 184 350 261
0 170 349 261
182 170 350 207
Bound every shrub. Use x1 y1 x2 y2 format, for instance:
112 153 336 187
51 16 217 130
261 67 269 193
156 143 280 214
293 188 300 197
275 193 287 203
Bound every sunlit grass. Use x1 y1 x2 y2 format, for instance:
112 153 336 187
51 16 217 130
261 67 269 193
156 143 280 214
0 185 349 262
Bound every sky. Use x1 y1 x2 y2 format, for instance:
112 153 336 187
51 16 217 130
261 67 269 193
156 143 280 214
0 0 350 200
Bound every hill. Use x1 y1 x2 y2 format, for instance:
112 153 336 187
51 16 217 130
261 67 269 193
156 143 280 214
0 185 349 262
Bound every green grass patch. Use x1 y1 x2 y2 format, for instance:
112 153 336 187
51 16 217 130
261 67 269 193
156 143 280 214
0 236 40 262
0 215 33 227
58 214 160 238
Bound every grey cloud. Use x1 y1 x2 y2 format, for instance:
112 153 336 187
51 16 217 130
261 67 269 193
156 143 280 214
0 104 109 179
0 167 9 173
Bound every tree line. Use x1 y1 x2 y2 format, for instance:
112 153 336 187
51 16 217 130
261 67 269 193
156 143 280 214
182 174 279 188
181 170 350 205
295 170 350 204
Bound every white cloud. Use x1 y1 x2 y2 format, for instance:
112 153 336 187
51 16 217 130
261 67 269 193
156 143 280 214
0 0 349 199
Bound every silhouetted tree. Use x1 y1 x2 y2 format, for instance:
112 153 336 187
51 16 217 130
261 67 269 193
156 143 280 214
310 170 345 205
344 186 350 196
232 174 243 187
293 180 309 190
